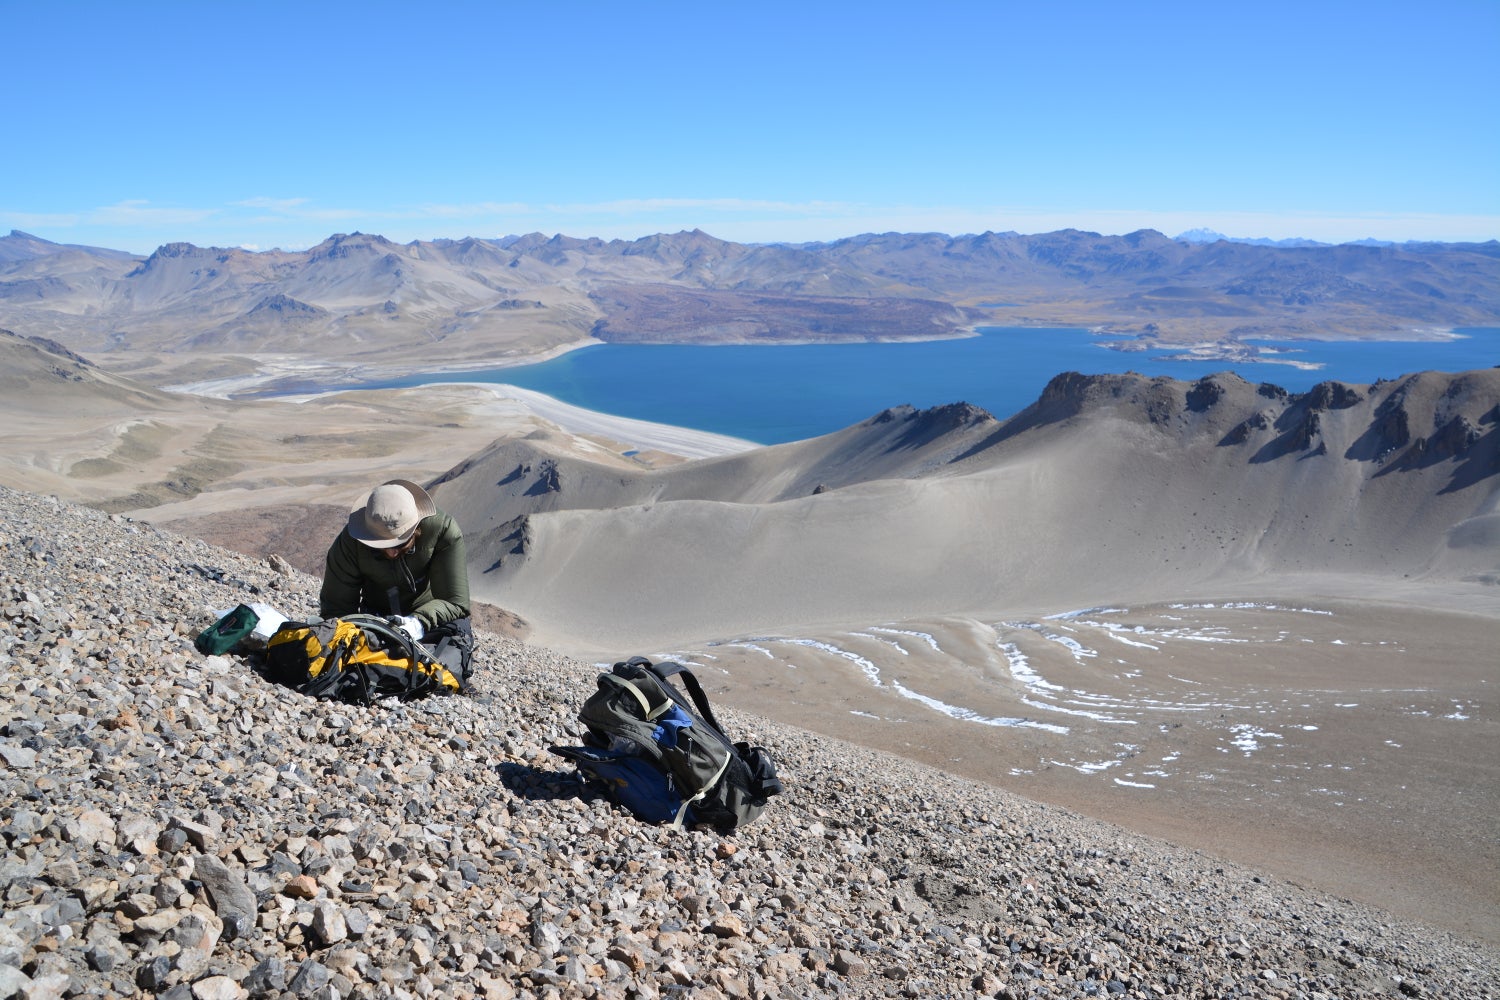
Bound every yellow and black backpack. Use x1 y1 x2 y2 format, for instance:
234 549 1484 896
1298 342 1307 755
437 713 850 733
264 614 464 705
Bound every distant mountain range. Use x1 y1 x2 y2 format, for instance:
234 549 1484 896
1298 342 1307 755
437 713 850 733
1174 228 1332 248
1172 227 1483 249
1 227 1497 389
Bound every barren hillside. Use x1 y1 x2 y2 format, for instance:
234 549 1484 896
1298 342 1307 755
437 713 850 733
2 485 1496 999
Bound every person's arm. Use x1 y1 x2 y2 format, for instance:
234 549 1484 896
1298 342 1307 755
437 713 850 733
413 518 470 628
319 531 365 620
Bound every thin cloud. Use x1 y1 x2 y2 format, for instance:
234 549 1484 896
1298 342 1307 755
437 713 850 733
546 197 865 217
229 197 370 223
231 197 311 212
3 211 82 229
90 200 216 226
414 201 534 219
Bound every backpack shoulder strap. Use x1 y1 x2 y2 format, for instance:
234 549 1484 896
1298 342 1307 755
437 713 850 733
344 613 461 699
655 662 727 736
346 613 414 657
646 658 783 802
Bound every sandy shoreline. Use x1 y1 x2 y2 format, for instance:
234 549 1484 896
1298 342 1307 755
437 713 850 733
163 350 761 461
161 338 605 399
429 382 760 459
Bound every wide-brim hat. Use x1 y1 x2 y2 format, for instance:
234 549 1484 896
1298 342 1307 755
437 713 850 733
348 479 436 549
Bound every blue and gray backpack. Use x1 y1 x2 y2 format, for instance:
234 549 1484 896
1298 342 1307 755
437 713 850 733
551 657 782 832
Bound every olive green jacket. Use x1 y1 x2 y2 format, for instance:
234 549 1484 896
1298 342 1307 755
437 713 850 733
319 511 470 628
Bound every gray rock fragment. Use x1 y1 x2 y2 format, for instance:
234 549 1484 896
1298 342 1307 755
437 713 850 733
0 965 30 999
286 958 331 998
243 956 287 997
0 744 36 769
309 901 348 947
191 854 257 938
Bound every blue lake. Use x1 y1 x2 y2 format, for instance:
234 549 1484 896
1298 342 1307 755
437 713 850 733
357 327 1499 445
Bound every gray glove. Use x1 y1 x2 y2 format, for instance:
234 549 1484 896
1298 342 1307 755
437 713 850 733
389 615 425 643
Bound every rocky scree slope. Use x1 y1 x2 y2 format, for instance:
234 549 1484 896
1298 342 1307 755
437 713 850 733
1 485 1496 1000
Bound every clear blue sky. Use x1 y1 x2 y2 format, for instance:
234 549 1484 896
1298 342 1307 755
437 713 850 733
5 0 1497 254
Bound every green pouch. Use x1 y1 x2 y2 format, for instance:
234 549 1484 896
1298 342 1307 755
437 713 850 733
195 604 260 655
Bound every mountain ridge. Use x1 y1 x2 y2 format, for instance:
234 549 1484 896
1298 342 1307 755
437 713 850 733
452 367 1499 656
3 228 1496 389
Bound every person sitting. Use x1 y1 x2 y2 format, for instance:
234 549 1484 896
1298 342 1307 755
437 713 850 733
320 479 475 680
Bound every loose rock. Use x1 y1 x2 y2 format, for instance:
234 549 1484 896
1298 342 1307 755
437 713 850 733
0 484 1495 999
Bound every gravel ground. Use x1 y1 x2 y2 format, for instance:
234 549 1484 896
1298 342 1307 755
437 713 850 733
2 484 1496 1000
